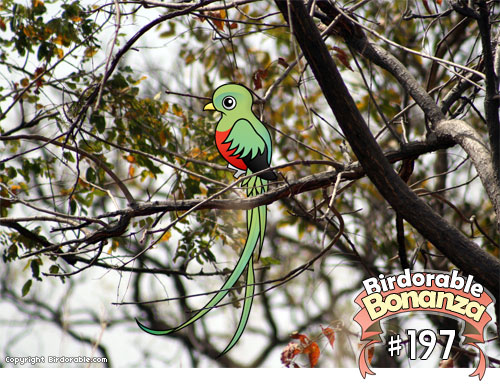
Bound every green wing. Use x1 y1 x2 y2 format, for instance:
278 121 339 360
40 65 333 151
225 119 266 160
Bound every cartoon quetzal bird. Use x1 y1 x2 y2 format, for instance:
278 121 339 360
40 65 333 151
136 83 277 355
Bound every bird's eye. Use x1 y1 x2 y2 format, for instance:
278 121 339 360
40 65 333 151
222 96 236 110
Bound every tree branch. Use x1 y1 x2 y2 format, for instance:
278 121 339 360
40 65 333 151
0 134 136 206
275 0 500 298
435 119 500 224
313 1 500 230
94 138 455 220
476 0 500 183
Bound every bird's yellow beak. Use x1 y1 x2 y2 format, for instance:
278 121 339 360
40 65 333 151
203 102 215 111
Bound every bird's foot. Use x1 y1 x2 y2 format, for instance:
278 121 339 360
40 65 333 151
227 165 246 179
232 169 246 179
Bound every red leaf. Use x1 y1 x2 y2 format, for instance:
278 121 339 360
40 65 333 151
211 10 227 31
303 341 320 368
290 332 310 345
332 47 353 71
252 68 268 90
33 66 45 89
321 325 336 349
289 332 320 367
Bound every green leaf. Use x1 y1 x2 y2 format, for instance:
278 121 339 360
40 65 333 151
90 113 106 132
30 259 42 281
70 199 77 214
4 243 18 262
7 167 17 178
260 256 281 266
159 21 176 38
21 279 32 297
86 167 96 183
63 151 75 162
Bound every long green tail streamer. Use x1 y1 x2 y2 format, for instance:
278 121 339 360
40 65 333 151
136 172 267 354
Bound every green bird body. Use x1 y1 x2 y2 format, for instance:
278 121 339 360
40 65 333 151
136 83 276 355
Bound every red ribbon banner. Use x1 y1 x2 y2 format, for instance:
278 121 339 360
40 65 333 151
353 270 494 380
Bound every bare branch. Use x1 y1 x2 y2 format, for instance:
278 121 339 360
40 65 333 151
0 134 136 206
435 119 500 223
275 0 500 297
476 0 500 182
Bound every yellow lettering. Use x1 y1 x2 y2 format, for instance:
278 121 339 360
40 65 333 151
385 293 402 312
436 291 454 309
465 301 486 322
418 290 436 309
362 293 387 320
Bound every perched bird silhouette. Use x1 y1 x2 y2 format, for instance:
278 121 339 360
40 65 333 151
136 83 277 355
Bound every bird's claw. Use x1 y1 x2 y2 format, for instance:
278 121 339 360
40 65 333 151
227 164 245 179
232 169 246 179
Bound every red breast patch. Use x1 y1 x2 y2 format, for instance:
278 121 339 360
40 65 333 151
216 130 247 171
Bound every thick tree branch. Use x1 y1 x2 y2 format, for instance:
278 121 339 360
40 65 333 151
313 1 500 230
435 119 500 221
2 135 453 262
341 27 446 126
476 0 500 182
93 138 455 220
275 0 500 298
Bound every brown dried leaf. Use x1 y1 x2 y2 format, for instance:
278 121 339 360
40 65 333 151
281 342 301 367
367 346 374 364
290 332 310 345
252 68 268 90
303 341 320 368
321 325 336 349
332 47 353 71
211 10 227 31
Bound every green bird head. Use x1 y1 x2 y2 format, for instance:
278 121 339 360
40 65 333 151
204 83 253 116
